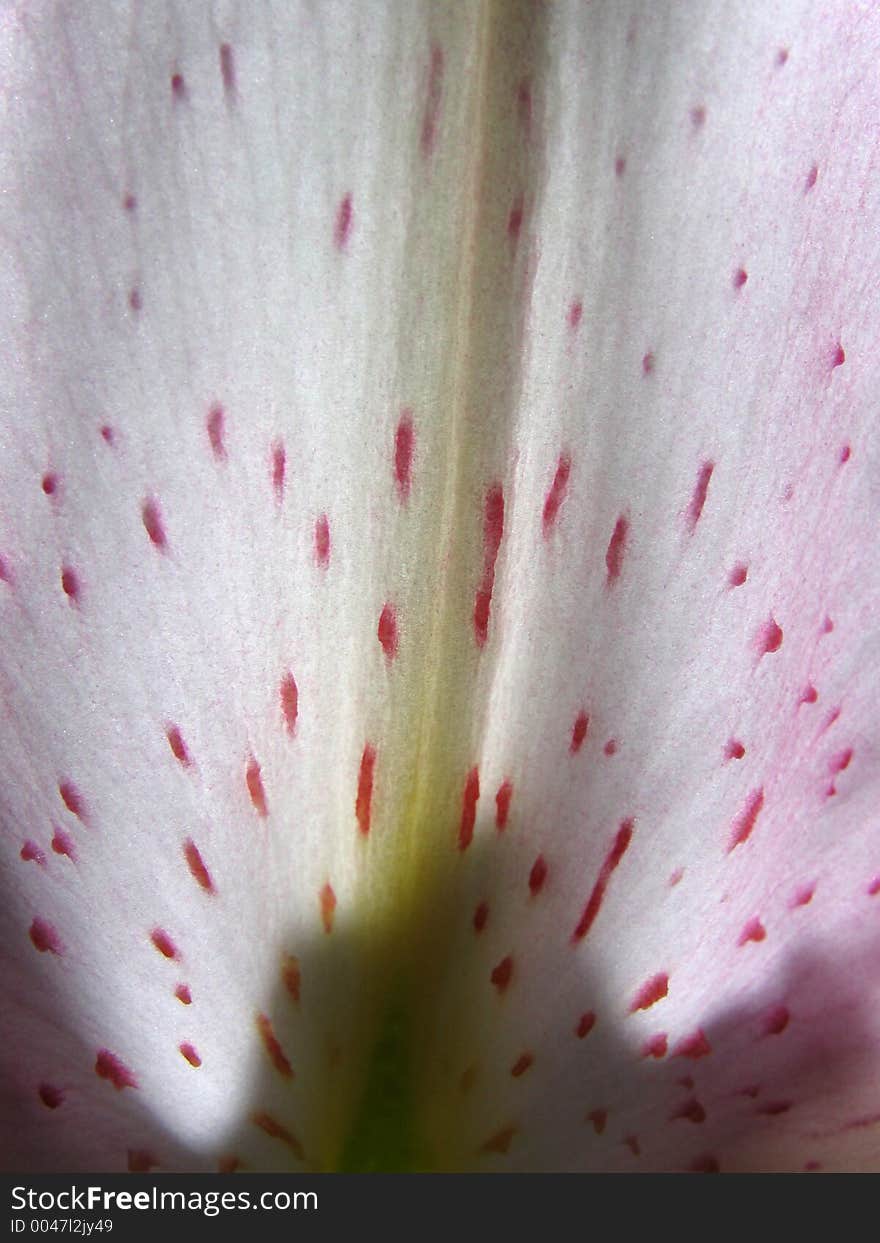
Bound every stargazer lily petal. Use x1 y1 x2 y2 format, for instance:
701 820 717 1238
0 0 878 1173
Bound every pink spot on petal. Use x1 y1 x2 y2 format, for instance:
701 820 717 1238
207 403 226 461
95 1050 138 1091
246 758 268 818
571 820 634 942
805 164 818 193
420 44 444 159
630 973 669 1012
614 155 626 178
473 901 489 933
642 1033 668 1059
20 841 46 866
61 566 80 604
150 928 179 960
179 1042 202 1068
256 1014 294 1079
473 484 504 648
495 779 513 830
334 194 353 251
690 105 706 129
175 984 192 1005
38 1084 64 1109
867 877 880 897
776 48 789 67
672 1029 712 1059
29 918 63 955
738 917 766 946
528 855 548 897
799 685 818 706
171 72 186 101
728 562 748 588
756 616 783 658
761 1005 790 1037
728 788 764 853
791 882 816 908
642 352 655 376
507 195 524 242
42 472 58 496
280 673 298 735
725 739 745 761
686 461 714 533
459 766 480 851
51 828 76 860
58 782 86 823
831 343 845 369
283 955 301 1002
732 268 748 290
315 514 330 568
378 603 399 661
542 452 571 538
142 498 168 550
490 955 513 994
184 838 215 894
576 1012 596 1039
394 411 414 501
568 300 583 331
605 514 628 585
570 710 589 754
219 43 236 98
271 440 286 503
671 1098 706 1124
166 725 191 767
355 744 376 837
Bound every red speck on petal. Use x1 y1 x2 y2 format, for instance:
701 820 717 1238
776 47 789 66
690 104 706 129
542 452 571 537
21 841 46 866
687 461 714 532
179 1042 202 1068
320 883 336 933
95 1049 138 1091
732 268 748 290
799 685 818 706
128 288 142 313
614 155 626 177
171 72 186 101
516 78 532 130
830 747 853 774
576 1012 596 1039
175 984 192 1005
100 424 115 445
315 514 330 568
394 411 414 501
671 1098 706 1124
738 917 766 946
605 514 628 585
587 1109 607 1135
570 710 589 754
839 444 851 464
61 566 80 604
756 616 783 658
669 868 684 886
805 164 818 193
473 484 504 648
59 781 86 822
728 788 764 853
29 918 63 955
642 1033 668 1059
791 882 816 908
761 1005 790 1037
283 954 301 1002
150 928 179 960
473 901 489 933
507 194 524 242
256 1014 294 1079
420 44 444 158
603 739 617 757
495 779 513 830
334 193 353 250
38 1084 64 1109
571 819 634 942
528 855 548 896
867 877 880 897
481 1125 517 1155
246 757 268 818
378 604 399 661
630 973 669 1012
458 766 480 851
219 42 236 98
127 1150 158 1172
166 725 191 767
757 1100 792 1117
568 300 583 330
672 1029 712 1059
280 673 299 736
511 1052 534 1078
491 955 513 994
207 403 226 461
271 440 286 503
642 352 655 376
728 562 748 588
123 192 137 213
142 498 167 550
725 739 745 761
252 1113 304 1159
184 838 215 894
831 343 845 369
355 743 376 837
42 472 58 495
